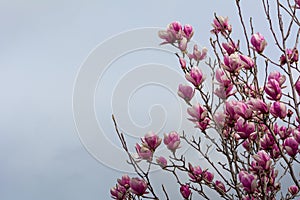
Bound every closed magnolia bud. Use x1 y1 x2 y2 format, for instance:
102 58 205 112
170 21 182 32
188 163 203 182
288 185 299 195
284 137 299 157
251 33 267 53
222 40 238 55
130 177 148 196
185 66 205 87
265 79 282 100
215 180 226 193
238 171 257 193
203 170 214 183
270 101 287 119
142 131 161 151
156 156 167 168
163 131 181 152
239 54 254 69
117 175 130 189
110 184 127 200
235 117 255 139
178 84 195 102
180 184 191 199
179 57 187 69
183 24 194 40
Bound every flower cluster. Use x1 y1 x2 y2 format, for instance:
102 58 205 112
110 175 148 199
111 2 300 199
158 21 194 52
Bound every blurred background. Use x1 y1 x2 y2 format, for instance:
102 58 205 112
0 0 267 199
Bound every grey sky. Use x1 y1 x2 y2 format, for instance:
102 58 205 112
0 0 283 199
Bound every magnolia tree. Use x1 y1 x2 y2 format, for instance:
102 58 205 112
110 0 300 199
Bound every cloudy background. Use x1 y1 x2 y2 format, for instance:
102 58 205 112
0 0 277 199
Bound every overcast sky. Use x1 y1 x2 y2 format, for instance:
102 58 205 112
0 1 283 199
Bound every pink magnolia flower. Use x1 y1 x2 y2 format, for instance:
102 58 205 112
187 103 208 122
252 150 272 171
130 177 148 196
222 40 239 55
225 100 240 122
268 168 279 187
170 21 182 33
242 139 251 151
203 170 214 183
274 123 289 139
194 118 210 131
280 48 298 65
244 84 257 98
185 66 205 87
214 84 235 99
188 163 203 182
270 101 287 119
265 79 282 100
180 184 191 199
270 144 281 159
268 71 286 86
183 24 194 40
110 184 127 200
239 171 257 193
117 175 130 189
293 129 300 143
215 68 231 86
235 117 255 139
295 78 300 96
188 45 207 62
158 21 182 45
213 112 226 128
178 84 195 102
288 185 299 195
260 132 275 150
239 54 254 69
234 101 253 119
163 131 180 152
141 131 161 151
247 98 268 114
251 33 267 53
179 37 188 51
222 53 243 73
135 144 153 161
156 156 167 168
178 57 187 70
284 137 299 157
215 180 226 193
211 16 232 35
158 29 177 44
296 0 300 8
187 103 210 131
